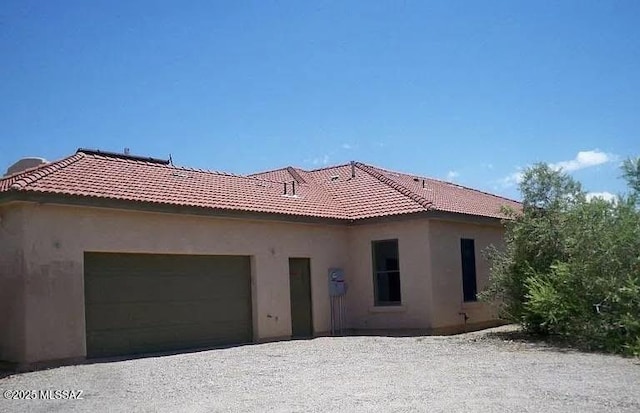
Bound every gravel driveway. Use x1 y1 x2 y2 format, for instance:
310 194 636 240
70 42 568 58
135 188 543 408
1 326 639 412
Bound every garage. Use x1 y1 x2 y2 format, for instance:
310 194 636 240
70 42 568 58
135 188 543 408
84 252 253 358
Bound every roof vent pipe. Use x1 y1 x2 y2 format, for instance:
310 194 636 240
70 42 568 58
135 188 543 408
351 161 356 178
422 179 425 188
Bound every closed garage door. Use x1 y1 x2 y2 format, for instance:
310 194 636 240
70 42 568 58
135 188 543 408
84 252 252 358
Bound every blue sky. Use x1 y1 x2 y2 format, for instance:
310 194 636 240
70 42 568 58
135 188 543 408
1 1 638 200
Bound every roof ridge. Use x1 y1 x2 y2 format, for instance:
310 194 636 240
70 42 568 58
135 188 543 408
80 152 299 186
174 164 299 185
302 171 353 219
247 166 289 177
247 165 311 185
355 162 434 210
77 148 170 165
308 162 351 172
82 152 247 179
169 164 243 177
245 175 309 186
7 152 86 190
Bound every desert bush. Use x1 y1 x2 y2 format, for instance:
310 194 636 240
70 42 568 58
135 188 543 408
480 159 640 356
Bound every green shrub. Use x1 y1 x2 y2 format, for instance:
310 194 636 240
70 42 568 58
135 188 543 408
480 159 640 356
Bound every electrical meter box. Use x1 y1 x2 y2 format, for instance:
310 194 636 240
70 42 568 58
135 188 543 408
328 268 346 297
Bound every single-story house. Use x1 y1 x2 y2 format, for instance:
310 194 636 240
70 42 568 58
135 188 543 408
0 148 520 369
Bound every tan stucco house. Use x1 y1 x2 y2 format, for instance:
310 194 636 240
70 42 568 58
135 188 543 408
0 148 520 369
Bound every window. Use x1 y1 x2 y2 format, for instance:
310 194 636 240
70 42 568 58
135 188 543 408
372 239 401 306
460 238 478 302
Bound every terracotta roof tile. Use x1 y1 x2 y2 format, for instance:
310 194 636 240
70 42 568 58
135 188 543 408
0 150 521 221
306 164 428 219
361 164 521 219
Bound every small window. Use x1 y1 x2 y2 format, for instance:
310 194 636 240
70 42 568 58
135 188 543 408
461 238 478 302
372 239 401 306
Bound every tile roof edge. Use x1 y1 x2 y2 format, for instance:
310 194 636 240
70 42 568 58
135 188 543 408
4 190 351 221
355 162 435 210
4 153 86 191
429 178 522 205
367 164 522 205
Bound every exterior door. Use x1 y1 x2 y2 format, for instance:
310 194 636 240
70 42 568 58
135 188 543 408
289 258 313 338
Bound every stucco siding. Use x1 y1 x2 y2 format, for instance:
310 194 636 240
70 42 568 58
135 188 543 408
346 219 431 330
1 200 509 365
13 202 349 364
428 219 504 329
0 204 27 362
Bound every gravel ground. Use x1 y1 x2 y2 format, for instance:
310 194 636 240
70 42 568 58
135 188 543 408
1 325 639 412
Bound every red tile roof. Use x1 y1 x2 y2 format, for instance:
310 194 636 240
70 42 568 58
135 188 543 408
353 163 520 219
1 149 520 221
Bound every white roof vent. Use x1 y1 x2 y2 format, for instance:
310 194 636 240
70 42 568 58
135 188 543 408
4 157 48 177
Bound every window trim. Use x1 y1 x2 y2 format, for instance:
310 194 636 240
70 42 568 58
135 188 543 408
372 239 402 307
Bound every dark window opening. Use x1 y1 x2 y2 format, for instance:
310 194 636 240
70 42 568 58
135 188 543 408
461 238 478 302
372 239 401 306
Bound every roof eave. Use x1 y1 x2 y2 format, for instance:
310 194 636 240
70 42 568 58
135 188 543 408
349 209 509 226
0 190 510 227
0 190 349 225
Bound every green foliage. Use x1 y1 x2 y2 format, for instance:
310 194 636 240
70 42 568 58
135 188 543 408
480 158 640 356
622 157 640 195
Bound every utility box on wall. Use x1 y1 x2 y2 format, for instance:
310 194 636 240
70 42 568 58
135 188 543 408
328 268 346 296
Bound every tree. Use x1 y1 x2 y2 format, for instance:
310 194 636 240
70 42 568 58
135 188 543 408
622 157 640 199
481 159 640 355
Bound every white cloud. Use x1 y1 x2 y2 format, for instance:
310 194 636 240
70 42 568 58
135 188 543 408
500 171 524 188
550 150 613 172
498 149 614 189
446 170 460 181
311 155 330 166
341 143 352 150
586 192 616 202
